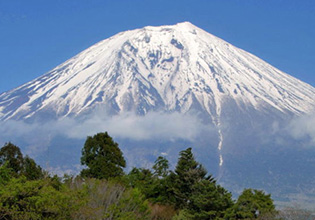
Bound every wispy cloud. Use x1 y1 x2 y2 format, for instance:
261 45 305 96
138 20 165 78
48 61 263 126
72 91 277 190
0 111 211 152
1 110 314 175
64 111 210 141
286 113 315 147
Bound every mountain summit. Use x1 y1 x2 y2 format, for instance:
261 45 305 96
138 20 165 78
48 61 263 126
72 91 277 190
0 22 314 121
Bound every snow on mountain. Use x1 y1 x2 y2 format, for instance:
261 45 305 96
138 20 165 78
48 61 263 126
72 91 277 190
0 22 314 122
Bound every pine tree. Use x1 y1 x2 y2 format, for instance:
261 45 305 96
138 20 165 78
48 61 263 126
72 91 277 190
173 147 208 208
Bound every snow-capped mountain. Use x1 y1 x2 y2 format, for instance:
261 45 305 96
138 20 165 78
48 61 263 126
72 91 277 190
0 22 315 207
0 22 314 122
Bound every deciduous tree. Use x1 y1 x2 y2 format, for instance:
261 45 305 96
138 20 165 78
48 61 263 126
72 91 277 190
0 142 24 175
224 188 276 219
152 156 169 178
80 132 126 179
22 155 45 180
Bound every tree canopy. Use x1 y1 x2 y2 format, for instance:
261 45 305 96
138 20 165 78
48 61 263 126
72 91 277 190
80 132 126 179
152 156 169 178
0 142 24 175
224 188 276 219
0 138 282 219
0 142 44 180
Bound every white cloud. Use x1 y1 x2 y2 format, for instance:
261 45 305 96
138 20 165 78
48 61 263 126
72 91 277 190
64 111 209 141
286 113 315 146
0 111 211 146
0 111 215 170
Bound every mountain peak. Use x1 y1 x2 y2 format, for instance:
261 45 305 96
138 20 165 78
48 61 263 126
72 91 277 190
174 21 197 28
143 21 195 29
142 21 200 35
0 23 314 121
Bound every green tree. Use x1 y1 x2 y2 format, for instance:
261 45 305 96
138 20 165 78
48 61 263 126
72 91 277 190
172 209 193 220
174 148 208 180
0 142 24 175
22 156 45 180
0 142 44 180
152 156 169 178
0 162 12 185
67 177 150 220
224 188 276 219
187 179 233 219
151 156 181 205
80 132 126 179
0 176 79 219
106 188 150 220
173 147 209 208
126 167 155 198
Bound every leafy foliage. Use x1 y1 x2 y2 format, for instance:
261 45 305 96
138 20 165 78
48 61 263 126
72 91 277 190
0 137 282 219
65 177 150 220
0 143 45 181
152 156 169 178
80 132 126 179
126 147 234 219
0 162 12 185
0 142 24 175
126 167 156 199
106 188 150 220
0 176 78 219
224 188 276 219
22 155 45 180
187 179 233 219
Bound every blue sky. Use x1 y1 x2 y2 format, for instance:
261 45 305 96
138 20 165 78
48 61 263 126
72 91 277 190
0 0 314 93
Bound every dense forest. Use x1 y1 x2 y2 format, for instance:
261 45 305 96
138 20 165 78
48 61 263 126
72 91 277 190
0 132 312 220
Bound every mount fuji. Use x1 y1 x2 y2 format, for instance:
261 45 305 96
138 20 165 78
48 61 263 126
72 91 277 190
0 22 314 207
1 22 314 120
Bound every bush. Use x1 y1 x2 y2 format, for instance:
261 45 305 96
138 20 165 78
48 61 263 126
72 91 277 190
0 176 78 219
67 177 150 220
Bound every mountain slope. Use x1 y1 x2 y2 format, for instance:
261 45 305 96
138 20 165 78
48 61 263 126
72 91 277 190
0 22 314 122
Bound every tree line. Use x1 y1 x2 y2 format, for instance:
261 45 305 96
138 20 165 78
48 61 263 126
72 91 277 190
0 132 312 219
